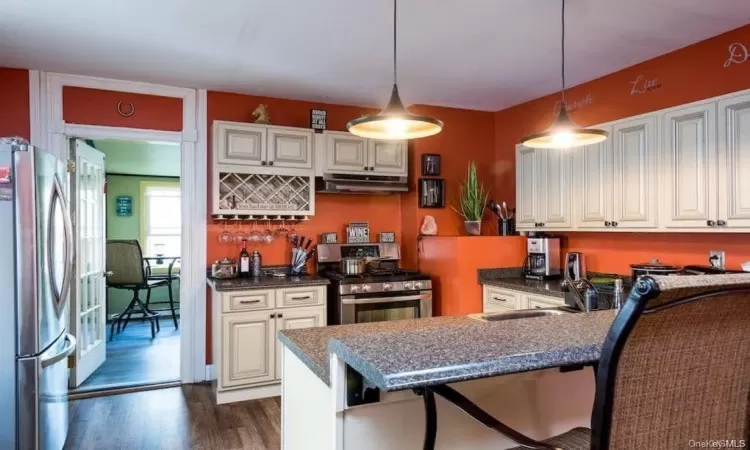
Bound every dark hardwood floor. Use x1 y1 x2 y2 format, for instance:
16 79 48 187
72 320 180 392
65 384 282 450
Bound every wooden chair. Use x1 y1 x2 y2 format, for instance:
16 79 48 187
501 273 750 449
106 240 169 340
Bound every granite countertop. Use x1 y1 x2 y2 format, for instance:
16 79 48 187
207 275 330 291
278 310 617 390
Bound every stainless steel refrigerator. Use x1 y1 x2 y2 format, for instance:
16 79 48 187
0 139 77 450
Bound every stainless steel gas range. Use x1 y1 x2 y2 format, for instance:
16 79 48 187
317 243 433 325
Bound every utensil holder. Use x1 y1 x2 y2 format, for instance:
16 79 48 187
499 219 516 236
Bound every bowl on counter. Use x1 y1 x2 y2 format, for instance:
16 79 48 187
211 258 237 279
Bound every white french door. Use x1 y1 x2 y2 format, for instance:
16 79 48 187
68 139 107 388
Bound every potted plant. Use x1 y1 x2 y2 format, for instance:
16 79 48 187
453 161 489 236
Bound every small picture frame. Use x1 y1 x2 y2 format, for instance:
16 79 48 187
321 232 338 244
379 232 396 243
419 178 445 208
421 153 441 176
310 109 327 133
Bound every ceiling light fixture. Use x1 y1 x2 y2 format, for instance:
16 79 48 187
520 0 608 149
346 0 443 140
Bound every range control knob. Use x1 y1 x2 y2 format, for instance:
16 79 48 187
414 282 424 290
383 283 393 291
362 284 371 292
349 285 360 293
404 282 414 290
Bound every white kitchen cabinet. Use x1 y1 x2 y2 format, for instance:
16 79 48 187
368 139 408 175
515 145 571 230
267 127 313 169
325 131 368 173
660 102 717 229
482 285 565 313
275 306 325 381
526 294 565 309
213 121 314 170
718 93 750 228
611 115 657 228
324 131 407 176
222 310 276 388
212 284 327 404
215 121 267 167
574 136 612 228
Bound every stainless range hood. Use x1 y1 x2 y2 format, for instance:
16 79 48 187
316 173 408 195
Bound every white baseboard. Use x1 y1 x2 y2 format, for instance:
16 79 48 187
216 383 281 404
205 364 215 381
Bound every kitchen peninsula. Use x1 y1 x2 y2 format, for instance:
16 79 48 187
278 309 617 449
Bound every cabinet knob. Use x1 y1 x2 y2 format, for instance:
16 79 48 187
270 313 276 318
268 161 274 166
717 220 727 227
604 221 612 227
612 222 618 227
707 220 716 227
277 313 283 318
261 161 267 166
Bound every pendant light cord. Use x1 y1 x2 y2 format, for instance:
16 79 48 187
393 0 398 86
560 0 566 107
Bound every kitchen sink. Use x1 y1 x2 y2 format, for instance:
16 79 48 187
470 306 580 322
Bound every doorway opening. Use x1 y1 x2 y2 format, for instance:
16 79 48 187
68 138 181 394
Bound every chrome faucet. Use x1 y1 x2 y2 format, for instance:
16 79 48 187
562 271 599 312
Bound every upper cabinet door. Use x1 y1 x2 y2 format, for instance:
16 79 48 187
718 93 750 228
267 127 313 169
611 115 657 228
515 145 541 228
660 103 717 229
574 136 612 228
368 139 408 175
215 121 267 166
325 132 368 173
540 147 572 228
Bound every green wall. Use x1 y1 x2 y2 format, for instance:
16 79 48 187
106 175 180 316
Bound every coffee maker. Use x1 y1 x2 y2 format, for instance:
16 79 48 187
522 237 562 280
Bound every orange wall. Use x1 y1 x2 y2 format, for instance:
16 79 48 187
419 236 526 315
0 68 30 139
402 105 497 268
494 24 750 274
63 87 183 131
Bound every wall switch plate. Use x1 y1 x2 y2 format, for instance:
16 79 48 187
709 250 725 269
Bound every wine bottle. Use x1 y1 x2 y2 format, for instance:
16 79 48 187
239 240 250 277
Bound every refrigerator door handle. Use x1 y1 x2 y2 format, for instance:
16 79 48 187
48 174 74 315
41 333 76 369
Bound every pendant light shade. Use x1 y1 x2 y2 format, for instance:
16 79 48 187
347 0 443 140
520 0 608 149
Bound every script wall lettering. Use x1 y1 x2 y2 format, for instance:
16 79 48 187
724 43 749 68
629 75 662 95
554 93 594 114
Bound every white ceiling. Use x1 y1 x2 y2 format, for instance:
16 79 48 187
1 0 748 111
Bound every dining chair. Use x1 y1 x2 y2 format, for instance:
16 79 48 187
498 273 750 449
106 240 169 340
143 257 180 329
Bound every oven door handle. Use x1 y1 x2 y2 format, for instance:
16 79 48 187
341 294 429 305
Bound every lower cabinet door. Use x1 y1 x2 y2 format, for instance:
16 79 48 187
222 311 276 388
275 306 325 380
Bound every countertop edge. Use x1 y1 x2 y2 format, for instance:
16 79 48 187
277 332 331 386
206 276 330 292
479 279 565 298
327 339 390 389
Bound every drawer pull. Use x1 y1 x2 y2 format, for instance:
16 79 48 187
491 296 506 302
238 299 261 304
290 296 311 301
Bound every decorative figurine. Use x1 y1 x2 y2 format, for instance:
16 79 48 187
420 215 438 235
252 104 271 124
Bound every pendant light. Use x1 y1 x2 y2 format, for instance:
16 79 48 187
520 0 608 149
346 0 443 140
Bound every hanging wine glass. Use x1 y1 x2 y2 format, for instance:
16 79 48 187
250 220 263 243
218 220 234 244
233 220 247 244
275 216 289 237
263 219 275 244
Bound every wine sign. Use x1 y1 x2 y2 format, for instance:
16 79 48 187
310 109 327 132
724 43 749 68
629 75 662 95
346 222 370 243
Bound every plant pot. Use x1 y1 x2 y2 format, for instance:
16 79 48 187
464 220 482 236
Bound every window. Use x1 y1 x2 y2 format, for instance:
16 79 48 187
140 181 181 258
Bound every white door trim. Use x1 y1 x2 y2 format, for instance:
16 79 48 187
29 71 207 384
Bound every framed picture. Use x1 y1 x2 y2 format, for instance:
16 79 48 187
310 109 327 133
419 178 445 208
421 153 441 176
